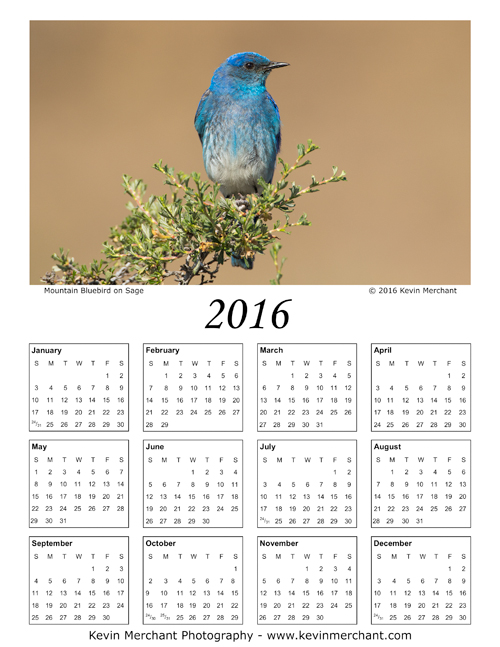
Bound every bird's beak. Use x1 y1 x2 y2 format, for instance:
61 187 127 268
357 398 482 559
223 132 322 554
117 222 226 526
266 61 289 71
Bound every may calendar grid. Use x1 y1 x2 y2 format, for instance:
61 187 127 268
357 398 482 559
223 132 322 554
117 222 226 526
29 438 130 528
25 339 474 629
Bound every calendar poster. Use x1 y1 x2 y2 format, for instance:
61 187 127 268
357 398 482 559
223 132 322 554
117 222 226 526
2 6 498 647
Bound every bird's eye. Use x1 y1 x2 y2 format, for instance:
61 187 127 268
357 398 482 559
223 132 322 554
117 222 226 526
244 62 255 69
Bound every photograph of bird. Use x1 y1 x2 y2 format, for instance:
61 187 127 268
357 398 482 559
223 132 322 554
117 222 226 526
195 52 289 269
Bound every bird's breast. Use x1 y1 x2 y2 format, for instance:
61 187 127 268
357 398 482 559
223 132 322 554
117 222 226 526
202 98 278 196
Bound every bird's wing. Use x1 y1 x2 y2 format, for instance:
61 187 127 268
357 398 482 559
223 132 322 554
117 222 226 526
265 91 282 153
194 89 212 142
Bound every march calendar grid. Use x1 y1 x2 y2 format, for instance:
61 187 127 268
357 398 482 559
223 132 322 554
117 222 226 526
257 343 357 432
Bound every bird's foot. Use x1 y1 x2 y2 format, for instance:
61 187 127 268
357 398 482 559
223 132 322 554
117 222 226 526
234 195 250 213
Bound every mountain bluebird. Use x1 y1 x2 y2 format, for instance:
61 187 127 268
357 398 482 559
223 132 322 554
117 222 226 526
194 51 289 269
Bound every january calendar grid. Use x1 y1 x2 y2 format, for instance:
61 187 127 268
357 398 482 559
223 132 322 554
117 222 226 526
25 340 474 628
29 343 129 432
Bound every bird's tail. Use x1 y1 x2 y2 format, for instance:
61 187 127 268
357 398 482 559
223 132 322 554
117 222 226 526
231 254 254 270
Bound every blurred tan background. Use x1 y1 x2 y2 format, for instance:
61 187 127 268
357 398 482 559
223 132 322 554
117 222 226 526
30 21 470 285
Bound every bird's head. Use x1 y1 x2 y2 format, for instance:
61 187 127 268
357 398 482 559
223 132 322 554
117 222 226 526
211 52 289 92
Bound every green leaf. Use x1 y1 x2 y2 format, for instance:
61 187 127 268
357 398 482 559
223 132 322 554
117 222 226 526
44 141 346 286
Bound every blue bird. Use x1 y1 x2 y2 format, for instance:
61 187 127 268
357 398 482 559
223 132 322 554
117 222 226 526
194 52 289 269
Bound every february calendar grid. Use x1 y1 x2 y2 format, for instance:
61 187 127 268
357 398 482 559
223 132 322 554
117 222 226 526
143 343 244 432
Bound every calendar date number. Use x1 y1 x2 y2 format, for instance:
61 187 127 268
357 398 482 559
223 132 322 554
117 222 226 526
206 299 291 329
